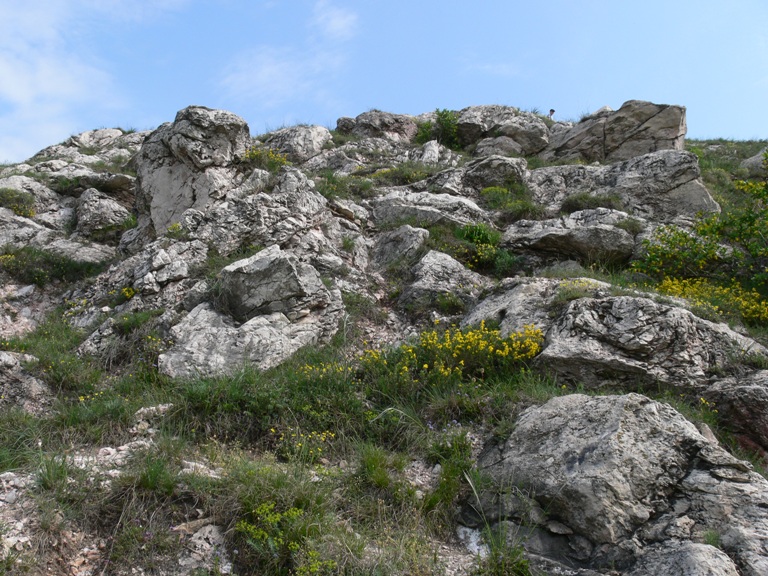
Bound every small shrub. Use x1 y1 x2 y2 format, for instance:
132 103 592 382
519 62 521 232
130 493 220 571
243 146 291 172
615 217 645 236
457 223 501 247
371 161 441 186
165 222 189 241
0 246 105 287
341 235 355 252
0 187 35 217
414 109 461 150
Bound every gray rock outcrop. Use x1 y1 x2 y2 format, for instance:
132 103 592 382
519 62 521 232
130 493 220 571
474 393 768 575
134 105 250 239
527 150 719 224
536 295 768 390
263 125 332 163
542 100 687 163
501 208 643 265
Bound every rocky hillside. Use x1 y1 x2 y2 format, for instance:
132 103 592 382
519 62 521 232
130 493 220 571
0 100 767 575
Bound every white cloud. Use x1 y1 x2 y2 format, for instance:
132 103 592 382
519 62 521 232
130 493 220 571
311 0 358 41
220 1 356 112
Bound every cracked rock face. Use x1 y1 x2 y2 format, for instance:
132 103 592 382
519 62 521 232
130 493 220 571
475 393 768 575
535 295 767 390
134 105 250 238
542 100 687 163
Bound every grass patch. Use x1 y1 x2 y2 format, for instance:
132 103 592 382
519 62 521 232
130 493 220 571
0 187 36 218
0 246 107 287
560 191 625 214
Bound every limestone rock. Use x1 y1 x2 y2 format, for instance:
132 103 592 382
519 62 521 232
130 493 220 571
218 245 331 322
501 209 643 265
134 106 250 237
0 351 51 415
75 188 132 243
369 189 489 227
264 125 332 163
527 150 719 224
398 250 493 314
462 277 611 337
740 147 767 178
338 110 418 143
370 225 429 271
705 371 768 454
475 393 768 574
536 295 768 390
542 100 686 163
456 105 549 154
158 295 342 380
626 542 740 576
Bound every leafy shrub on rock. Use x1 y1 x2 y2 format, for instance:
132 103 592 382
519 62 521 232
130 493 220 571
633 153 768 294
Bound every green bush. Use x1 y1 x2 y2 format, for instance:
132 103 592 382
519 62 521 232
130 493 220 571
0 246 106 286
242 146 291 172
633 153 768 294
414 108 461 150
0 187 35 217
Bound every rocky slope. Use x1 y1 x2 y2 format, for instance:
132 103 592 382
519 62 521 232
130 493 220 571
0 100 767 575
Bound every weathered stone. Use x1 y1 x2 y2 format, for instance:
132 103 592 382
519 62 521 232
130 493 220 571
526 150 719 224
0 351 51 416
398 250 493 314
474 136 523 157
501 209 642 265
462 277 610 337
218 245 331 322
75 188 132 242
704 371 768 455
476 393 768 574
370 225 429 271
456 105 549 154
343 110 418 143
158 294 343 379
542 100 686 163
536 296 768 390
741 147 767 178
264 125 332 163
626 542 740 576
369 189 489 227
134 106 250 237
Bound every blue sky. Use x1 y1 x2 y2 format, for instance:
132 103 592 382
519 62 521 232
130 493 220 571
1 0 767 162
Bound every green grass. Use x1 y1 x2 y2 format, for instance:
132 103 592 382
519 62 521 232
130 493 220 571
0 246 107 287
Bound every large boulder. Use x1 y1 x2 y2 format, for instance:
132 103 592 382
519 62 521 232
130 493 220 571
740 148 767 178
336 110 418 143
263 125 332 163
536 295 768 390
369 225 429 271
217 245 332 322
158 293 343 380
75 188 132 243
474 393 768 575
398 250 493 315
501 208 642 265
456 105 549 154
134 106 250 238
541 100 686 163
526 150 719 224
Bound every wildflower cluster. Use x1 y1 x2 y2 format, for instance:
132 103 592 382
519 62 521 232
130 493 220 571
298 362 353 382
0 187 35 218
271 427 336 462
361 321 544 389
657 277 768 325
243 146 291 172
234 501 319 572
